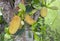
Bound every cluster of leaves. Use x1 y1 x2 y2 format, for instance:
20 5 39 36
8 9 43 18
31 17 60 41
31 0 58 10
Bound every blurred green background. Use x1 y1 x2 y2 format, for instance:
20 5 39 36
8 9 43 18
45 0 60 33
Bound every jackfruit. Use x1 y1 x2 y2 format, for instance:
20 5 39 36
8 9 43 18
40 7 47 17
25 14 36 25
9 15 21 34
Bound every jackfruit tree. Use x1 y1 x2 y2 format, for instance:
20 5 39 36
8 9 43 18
0 0 60 41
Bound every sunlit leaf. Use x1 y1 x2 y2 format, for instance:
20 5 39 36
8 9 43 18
29 9 37 15
47 0 56 5
32 3 41 10
18 3 26 11
32 0 41 9
49 6 58 10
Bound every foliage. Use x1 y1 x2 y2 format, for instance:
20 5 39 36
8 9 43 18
32 17 60 41
0 0 60 41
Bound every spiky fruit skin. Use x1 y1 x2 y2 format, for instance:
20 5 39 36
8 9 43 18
25 14 36 25
40 7 47 17
9 15 21 34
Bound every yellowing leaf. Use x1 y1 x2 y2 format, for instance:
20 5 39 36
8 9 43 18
9 16 22 34
40 7 47 17
25 14 36 25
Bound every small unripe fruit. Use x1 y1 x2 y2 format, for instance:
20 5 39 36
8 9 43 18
25 14 36 25
40 7 47 17
9 15 22 34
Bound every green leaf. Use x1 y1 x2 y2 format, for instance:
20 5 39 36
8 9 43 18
49 6 58 10
41 0 46 5
18 10 24 16
32 0 41 9
18 3 26 11
34 33 40 41
48 0 56 5
0 33 4 41
32 3 41 10
29 9 37 15
5 27 9 33
32 0 40 4
0 15 4 23
4 33 11 39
